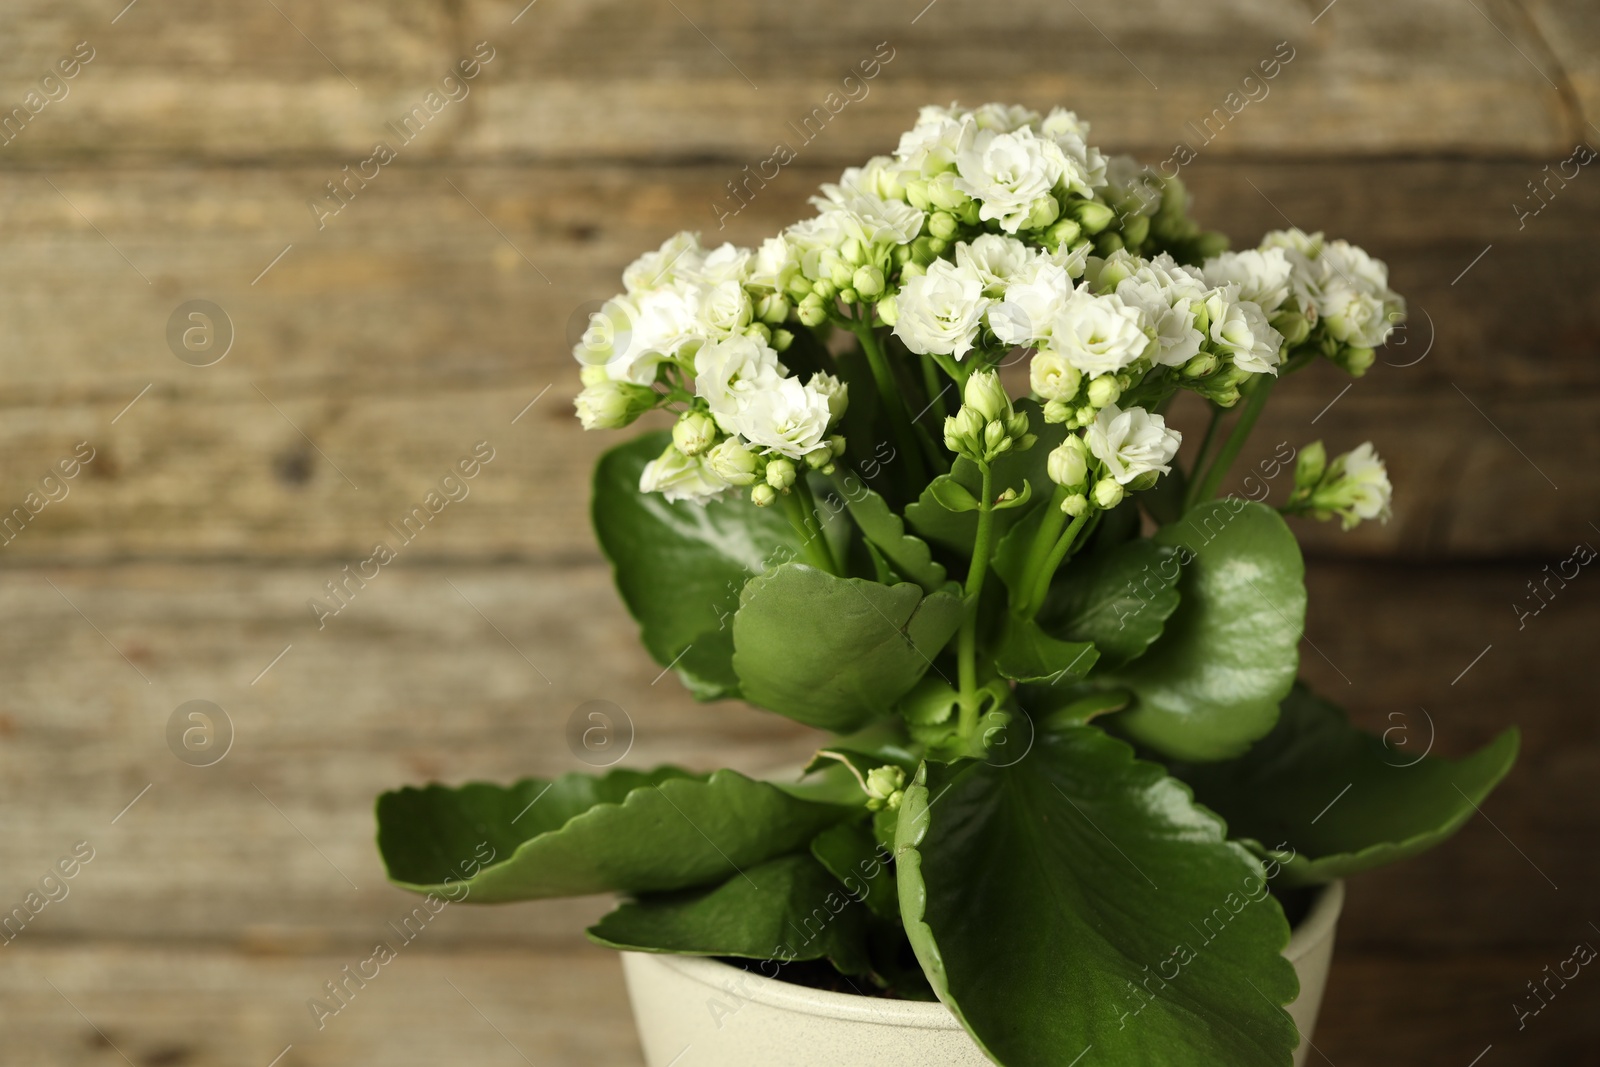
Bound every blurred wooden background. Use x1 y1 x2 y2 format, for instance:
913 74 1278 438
1 0 1597 1063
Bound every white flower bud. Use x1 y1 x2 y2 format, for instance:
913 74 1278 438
1062 492 1089 516
1086 374 1122 408
1093 477 1125 508
797 294 829 327
1046 437 1088 489
705 437 758 486
852 265 886 298
672 411 717 456
574 380 656 430
963 368 1011 423
765 457 797 491
756 292 791 324
876 293 899 325
751 483 777 507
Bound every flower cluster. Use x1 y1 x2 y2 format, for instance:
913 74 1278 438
1284 440 1394 530
573 102 1402 535
572 232 848 504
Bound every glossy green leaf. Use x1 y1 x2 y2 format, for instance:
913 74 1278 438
904 400 1065 555
378 768 853 903
991 615 1099 684
1105 500 1306 761
1041 540 1183 669
811 820 899 920
588 853 871 975
1172 684 1521 885
830 474 948 593
897 728 1299 1067
732 564 963 732
593 432 801 700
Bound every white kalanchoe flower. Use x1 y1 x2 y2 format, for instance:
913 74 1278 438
895 108 974 177
893 258 991 360
806 371 850 424
971 102 1043 132
1086 403 1182 485
638 442 730 504
1317 242 1406 349
748 235 799 294
573 295 648 384
954 126 1068 233
730 376 836 460
1202 248 1293 315
1114 267 1203 369
631 281 705 360
814 191 926 247
1029 349 1081 402
687 242 753 286
817 155 912 205
623 231 704 293
1038 107 1108 191
1319 442 1393 530
990 255 1075 346
1204 287 1285 375
1317 278 1390 349
783 212 850 282
700 278 754 338
1259 228 1325 323
1051 289 1152 377
693 335 787 432
956 234 1036 297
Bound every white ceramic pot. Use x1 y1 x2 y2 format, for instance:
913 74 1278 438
621 880 1344 1067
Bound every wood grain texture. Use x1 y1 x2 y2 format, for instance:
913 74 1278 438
0 0 1589 163
2 0 1596 1061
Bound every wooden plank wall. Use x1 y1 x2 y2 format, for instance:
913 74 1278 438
1 1 1596 1063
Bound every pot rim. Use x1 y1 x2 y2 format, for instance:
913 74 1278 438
632 879 1345 1029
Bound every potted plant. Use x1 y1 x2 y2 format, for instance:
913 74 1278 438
376 102 1518 1067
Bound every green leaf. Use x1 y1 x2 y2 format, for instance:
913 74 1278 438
588 853 872 975
1041 540 1183 669
929 478 981 512
831 474 948 593
1104 500 1306 761
732 564 963 732
593 432 801 700
988 495 1051 598
905 399 1064 556
897 728 1299 1067
991 615 1098 684
811 820 899 920
1171 684 1521 886
377 768 853 903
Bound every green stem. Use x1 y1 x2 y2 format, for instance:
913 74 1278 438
957 465 996 742
1184 406 1227 511
1191 375 1276 505
1022 510 1090 619
918 354 950 424
784 483 837 575
850 319 928 486
1010 484 1069 617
